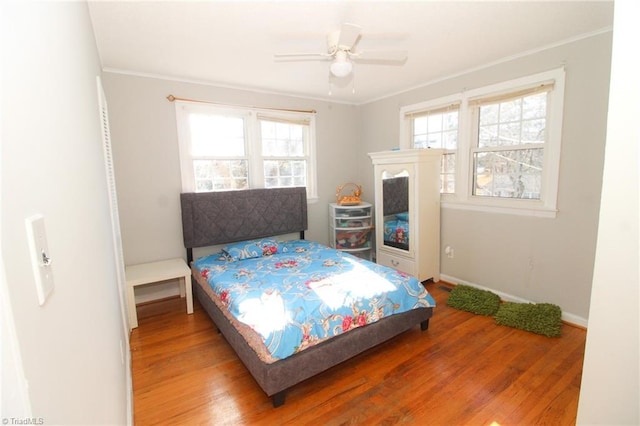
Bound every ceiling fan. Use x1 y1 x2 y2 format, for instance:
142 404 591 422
274 23 408 78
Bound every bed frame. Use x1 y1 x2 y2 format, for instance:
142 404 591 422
180 187 433 407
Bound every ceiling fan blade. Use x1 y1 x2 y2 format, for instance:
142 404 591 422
353 49 408 62
337 23 362 50
274 52 330 61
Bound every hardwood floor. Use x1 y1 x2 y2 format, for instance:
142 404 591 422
130 282 586 425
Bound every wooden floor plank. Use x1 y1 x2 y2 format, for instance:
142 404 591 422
131 282 586 425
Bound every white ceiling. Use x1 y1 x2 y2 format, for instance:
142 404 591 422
87 1 614 104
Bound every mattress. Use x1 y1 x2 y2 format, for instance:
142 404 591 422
192 239 435 362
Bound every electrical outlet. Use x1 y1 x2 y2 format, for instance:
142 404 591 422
25 214 54 305
445 245 454 259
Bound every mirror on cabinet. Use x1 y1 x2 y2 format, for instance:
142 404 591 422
381 170 410 251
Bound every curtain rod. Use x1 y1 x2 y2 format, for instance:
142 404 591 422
166 94 316 114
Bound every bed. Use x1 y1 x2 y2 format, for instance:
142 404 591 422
382 175 410 250
180 187 434 407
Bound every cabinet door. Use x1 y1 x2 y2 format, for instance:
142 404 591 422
379 166 413 255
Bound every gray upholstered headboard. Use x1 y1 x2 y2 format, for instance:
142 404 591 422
180 187 308 262
382 176 409 216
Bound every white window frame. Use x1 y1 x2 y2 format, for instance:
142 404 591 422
400 94 462 197
400 67 565 218
175 101 318 202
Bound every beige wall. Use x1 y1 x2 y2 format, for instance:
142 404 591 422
102 73 360 265
358 32 613 324
1 2 129 423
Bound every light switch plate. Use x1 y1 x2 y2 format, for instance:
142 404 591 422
25 214 54 305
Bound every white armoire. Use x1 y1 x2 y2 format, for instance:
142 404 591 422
368 149 443 282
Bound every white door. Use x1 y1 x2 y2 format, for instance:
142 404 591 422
96 76 133 423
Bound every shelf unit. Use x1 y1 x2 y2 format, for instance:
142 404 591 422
329 202 373 260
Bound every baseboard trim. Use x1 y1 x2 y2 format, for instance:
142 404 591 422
440 274 588 329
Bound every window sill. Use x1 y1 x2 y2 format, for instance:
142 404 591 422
442 200 558 218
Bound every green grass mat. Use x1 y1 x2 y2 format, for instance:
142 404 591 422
446 284 501 316
495 302 562 337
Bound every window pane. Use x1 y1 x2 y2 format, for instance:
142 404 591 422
441 153 456 194
443 112 458 130
290 124 303 140
479 124 499 147
479 104 499 125
499 122 522 146
428 114 442 132
261 121 276 139
412 110 459 150
193 159 248 192
260 119 308 189
261 120 305 157
194 160 212 179
442 174 455 193
195 180 213 192
443 130 458 150
428 133 442 149
473 148 543 199
291 139 304 156
522 93 547 119
263 160 306 188
414 116 428 134
411 109 459 194
478 91 547 149
499 99 522 123
413 134 428 148
522 119 546 144
442 153 456 174
189 114 245 156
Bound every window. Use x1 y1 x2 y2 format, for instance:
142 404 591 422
189 113 247 191
400 68 565 217
260 118 308 188
406 103 460 194
471 85 551 200
175 102 317 201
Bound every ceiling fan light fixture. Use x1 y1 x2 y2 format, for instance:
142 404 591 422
330 51 352 77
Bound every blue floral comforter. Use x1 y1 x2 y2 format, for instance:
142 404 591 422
193 239 435 360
